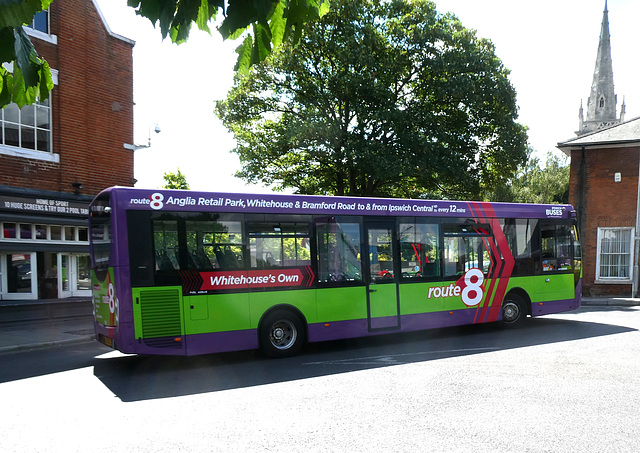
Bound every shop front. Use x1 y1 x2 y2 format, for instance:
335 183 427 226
0 188 93 300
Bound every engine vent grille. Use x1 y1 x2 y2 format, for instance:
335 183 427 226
139 289 182 349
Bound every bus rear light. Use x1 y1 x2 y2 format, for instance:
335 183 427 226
174 338 182 342
324 323 330 327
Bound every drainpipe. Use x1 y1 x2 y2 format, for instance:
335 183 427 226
634 146 640 297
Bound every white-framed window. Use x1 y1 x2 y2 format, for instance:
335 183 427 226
596 227 634 283
0 222 88 243
1 252 38 300
1 98 52 153
29 10 49 33
24 9 58 45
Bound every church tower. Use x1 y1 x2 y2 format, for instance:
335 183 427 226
577 1 625 135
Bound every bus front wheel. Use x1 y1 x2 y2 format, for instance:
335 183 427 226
259 310 305 358
501 294 527 327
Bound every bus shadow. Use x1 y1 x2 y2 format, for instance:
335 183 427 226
93 316 636 402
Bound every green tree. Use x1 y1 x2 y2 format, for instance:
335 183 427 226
216 0 528 199
0 0 329 108
162 168 190 190
488 151 570 204
0 1 55 108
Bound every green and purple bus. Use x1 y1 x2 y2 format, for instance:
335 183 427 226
89 187 581 357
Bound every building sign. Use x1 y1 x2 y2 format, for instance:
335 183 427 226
0 194 89 217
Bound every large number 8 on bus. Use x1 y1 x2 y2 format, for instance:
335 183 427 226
462 269 484 306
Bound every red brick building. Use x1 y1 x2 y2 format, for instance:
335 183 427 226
558 2 640 297
559 119 640 297
0 0 134 300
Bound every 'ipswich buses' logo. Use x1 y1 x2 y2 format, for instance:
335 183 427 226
546 206 564 217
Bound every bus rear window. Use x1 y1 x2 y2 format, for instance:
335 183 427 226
89 194 112 281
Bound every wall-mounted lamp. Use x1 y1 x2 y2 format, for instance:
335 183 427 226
72 182 83 195
124 123 161 151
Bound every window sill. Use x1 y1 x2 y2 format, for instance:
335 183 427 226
594 279 632 285
24 27 58 45
0 146 60 163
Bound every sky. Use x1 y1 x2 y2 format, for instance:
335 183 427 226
96 0 640 193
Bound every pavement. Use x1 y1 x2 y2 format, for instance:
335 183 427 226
0 297 94 355
0 296 639 355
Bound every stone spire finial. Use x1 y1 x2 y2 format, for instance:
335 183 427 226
577 1 623 135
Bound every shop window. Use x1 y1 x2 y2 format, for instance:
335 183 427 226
399 220 439 278
78 227 88 242
35 224 47 240
3 222 17 239
64 226 75 241
50 225 62 240
6 254 32 293
316 218 362 283
19 224 31 239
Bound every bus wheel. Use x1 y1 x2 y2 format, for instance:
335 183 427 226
259 310 305 358
501 294 527 327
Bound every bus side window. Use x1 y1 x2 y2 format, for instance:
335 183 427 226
399 221 439 279
248 221 311 269
540 223 573 272
196 220 244 271
443 223 490 279
316 218 362 283
153 220 180 271
502 218 538 276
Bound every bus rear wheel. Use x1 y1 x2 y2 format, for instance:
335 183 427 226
501 294 527 328
259 310 305 358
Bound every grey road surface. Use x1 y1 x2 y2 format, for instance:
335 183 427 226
1 306 638 452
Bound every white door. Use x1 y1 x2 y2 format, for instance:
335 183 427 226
57 253 91 298
58 253 72 298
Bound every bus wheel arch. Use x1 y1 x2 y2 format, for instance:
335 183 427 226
258 306 307 358
501 289 530 328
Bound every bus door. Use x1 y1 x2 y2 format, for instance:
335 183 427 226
365 222 401 331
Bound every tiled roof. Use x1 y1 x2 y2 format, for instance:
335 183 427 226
557 116 640 152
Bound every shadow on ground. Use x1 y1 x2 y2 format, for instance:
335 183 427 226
90 315 635 402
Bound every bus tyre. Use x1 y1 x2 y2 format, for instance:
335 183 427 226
259 310 305 358
501 294 527 328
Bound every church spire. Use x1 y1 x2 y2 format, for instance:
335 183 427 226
577 1 622 135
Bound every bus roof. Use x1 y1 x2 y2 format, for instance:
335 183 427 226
94 186 575 220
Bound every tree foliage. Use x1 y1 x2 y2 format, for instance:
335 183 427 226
487 151 570 204
216 0 528 199
0 0 329 108
0 0 55 108
162 168 190 190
